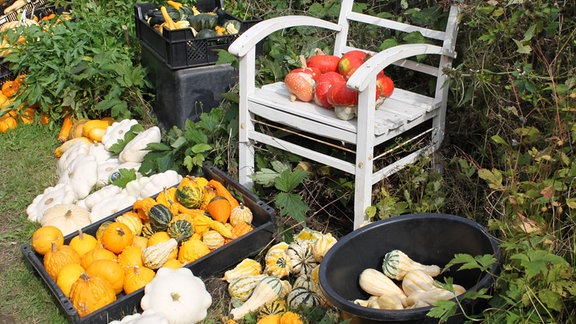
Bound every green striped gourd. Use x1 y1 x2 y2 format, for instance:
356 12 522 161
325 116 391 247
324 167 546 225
149 204 173 232
286 287 322 309
227 274 268 302
230 276 283 320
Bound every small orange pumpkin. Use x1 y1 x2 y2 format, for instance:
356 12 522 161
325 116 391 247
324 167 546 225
81 246 117 269
117 245 144 269
85 259 125 294
100 222 134 254
69 230 99 256
56 263 85 298
31 225 64 255
2 79 20 97
69 273 116 317
43 242 82 280
123 265 155 294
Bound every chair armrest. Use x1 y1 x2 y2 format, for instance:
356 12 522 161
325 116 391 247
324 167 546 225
228 16 342 57
347 44 446 92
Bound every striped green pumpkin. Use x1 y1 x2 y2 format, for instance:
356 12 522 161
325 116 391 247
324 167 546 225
167 219 193 242
149 204 173 232
176 183 205 209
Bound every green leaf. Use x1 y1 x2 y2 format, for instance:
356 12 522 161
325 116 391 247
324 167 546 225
478 168 504 190
191 143 212 154
275 169 308 192
251 168 280 187
109 168 137 188
275 192 309 223
171 136 188 149
108 123 145 154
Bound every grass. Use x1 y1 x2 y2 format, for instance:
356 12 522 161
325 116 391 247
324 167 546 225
0 123 67 323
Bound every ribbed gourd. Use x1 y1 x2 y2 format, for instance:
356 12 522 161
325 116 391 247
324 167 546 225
286 241 318 276
142 238 179 269
229 203 253 226
227 274 268 302
401 269 436 296
312 232 337 262
264 242 292 278
286 286 322 309
149 204 174 232
382 249 441 280
258 299 287 318
230 275 283 320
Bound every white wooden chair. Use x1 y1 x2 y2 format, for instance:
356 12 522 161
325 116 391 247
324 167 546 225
228 1 460 228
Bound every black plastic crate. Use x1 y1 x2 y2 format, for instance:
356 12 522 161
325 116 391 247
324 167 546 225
21 164 276 324
134 2 261 69
0 58 15 87
141 42 238 129
0 0 47 27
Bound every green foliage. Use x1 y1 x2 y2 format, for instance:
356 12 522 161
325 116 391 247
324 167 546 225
140 106 237 176
3 1 153 122
251 161 310 225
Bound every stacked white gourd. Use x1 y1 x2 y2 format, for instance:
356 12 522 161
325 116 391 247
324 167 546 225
26 119 183 236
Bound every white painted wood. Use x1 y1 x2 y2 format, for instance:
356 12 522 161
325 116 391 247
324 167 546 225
229 0 460 228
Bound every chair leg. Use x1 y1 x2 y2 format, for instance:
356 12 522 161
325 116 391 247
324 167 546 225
238 139 255 189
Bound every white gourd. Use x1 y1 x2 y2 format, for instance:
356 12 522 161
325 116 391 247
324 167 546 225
405 285 466 307
402 269 436 296
358 268 407 301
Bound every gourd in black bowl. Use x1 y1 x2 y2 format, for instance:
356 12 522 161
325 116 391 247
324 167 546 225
319 213 500 324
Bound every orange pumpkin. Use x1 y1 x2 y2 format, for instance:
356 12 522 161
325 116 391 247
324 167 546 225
43 242 82 280
117 245 144 269
56 263 85 298
2 79 20 97
69 273 116 317
85 259 125 294
31 225 64 255
100 222 134 254
69 230 98 256
123 265 155 294
81 246 117 269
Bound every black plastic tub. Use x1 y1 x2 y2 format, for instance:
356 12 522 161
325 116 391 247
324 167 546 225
319 213 500 324
21 164 276 323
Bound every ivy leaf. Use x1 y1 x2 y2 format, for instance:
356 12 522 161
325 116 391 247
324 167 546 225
275 192 309 223
109 168 137 188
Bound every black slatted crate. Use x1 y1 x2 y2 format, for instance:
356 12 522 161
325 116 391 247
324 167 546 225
21 164 276 324
134 1 261 69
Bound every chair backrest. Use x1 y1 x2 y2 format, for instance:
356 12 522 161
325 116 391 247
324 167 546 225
333 0 459 69
332 0 459 99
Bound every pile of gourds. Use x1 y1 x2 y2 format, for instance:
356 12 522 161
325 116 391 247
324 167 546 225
355 250 466 310
0 74 49 132
145 0 242 39
30 171 255 318
221 228 340 323
26 118 182 236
